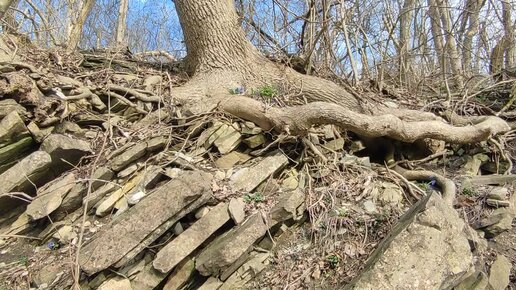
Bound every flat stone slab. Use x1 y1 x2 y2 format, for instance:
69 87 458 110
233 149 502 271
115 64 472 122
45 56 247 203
153 202 230 273
195 213 267 277
109 136 166 171
230 153 288 192
79 171 213 275
0 150 52 195
26 173 76 220
40 134 92 170
346 193 474 290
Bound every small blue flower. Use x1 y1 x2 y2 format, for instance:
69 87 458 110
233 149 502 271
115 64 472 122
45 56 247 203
235 86 245 94
47 240 59 250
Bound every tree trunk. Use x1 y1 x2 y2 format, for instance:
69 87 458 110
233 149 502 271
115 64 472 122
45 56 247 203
462 0 484 74
66 0 95 52
399 0 415 84
115 0 128 45
0 0 14 21
171 0 509 144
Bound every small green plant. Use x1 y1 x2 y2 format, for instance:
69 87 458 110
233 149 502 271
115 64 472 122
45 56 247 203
326 254 340 269
19 256 28 266
333 207 348 217
243 192 265 203
256 85 278 98
462 186 477 196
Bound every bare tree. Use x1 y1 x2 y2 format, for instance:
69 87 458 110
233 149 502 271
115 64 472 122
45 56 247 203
115 0 128 45
169 0 507 146
66 0 95 51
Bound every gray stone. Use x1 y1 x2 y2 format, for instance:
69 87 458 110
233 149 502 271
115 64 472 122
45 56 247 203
153 203 230 273
90 166 114 191
40 134 92 170
80 171 213 275
214 124 241 154
52 225 77 244
269 189 306 226
243 134 266 149
488 254 511 290
173 222 184 235
346 193 474 290
130 262 167 290
241 122 262 135
197 277 223 290
487 187 509 201
195 213 267 277
0 99 28 120
26 173 76 220
0 151 52 195
476 208 514 238
455 271 489 290
0 136 35 173
162 258 195 290
0 111 29 146
219 252 270 290
363 200 378 214
229 198 246 224
230 153 288 193
463 153 489 176
109 137 166 171
215 151 251 170
97 278 132 290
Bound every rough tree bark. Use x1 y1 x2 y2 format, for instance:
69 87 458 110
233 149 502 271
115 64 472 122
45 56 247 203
115 0 128 45
172 0 508 145
66 0 95 51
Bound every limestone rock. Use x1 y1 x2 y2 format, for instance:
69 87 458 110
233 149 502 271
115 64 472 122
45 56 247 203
109 136 166 171
487 187 509 201
0 136 35 173
195 213 267 277
229 198 246 224
488 254 511 290
0 111 29 146
230 153 288 192
131 262 167 290
219 252 270 290
197 277 223 290
162 258 195 290
215 151 251 170
476 208 514 238
40 134 92 170
52 225 77 244
346 193 474 290
269 189 306 226
0 151 52 198
80 171 213 275
90 166 114 191
214 124 241 154
97 278 132 290
0 99 28 120
455 271 489 290
153 203 230 273
26 173 76 220
243 134 266 149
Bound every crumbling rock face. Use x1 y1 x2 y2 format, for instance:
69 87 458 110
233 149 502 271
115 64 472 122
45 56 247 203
347 193 475 290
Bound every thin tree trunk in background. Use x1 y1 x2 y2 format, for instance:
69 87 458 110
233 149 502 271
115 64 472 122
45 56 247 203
427 0 444 70
399 0 415 85
340 2 358 84
438 0 463 86
66 0 94 51
115 0 128 46
462 0 484 74
500 0 515 68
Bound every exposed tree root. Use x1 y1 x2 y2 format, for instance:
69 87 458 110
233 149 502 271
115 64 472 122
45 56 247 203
393 165 456 206
219 95 510 144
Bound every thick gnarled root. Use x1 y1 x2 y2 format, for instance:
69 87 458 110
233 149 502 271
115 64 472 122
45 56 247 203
220 96 510 144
